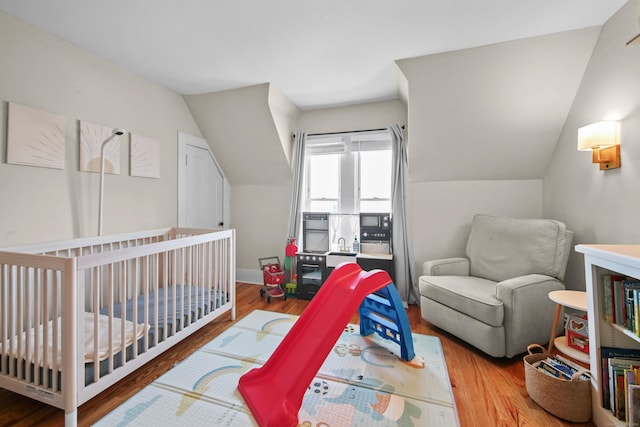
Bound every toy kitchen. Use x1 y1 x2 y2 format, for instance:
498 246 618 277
296 212 394 300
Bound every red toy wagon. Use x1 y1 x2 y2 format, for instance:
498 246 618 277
259 256 287 303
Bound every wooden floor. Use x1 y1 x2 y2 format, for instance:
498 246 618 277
0 282 595 427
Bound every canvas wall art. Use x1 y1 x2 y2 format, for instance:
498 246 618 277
130 134 160 178
7 102 66 169
80 121 121 174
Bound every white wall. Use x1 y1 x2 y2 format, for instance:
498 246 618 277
6 2 639 294
291 94 543 280
544 0 640 290
411 180 543 271
233 99 407 282
215 87 543 281
233 184 291 283
398 34 570 273
186 84 303 281
184 84 291 186
268 84 302 166
0 11 295 282
0 12 202 246
297 100 407 134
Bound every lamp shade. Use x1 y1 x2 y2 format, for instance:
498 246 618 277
577 121 620 151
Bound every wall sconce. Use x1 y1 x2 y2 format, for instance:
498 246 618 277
577 121 620 170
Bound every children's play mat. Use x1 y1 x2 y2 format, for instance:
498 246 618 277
95 309 459 426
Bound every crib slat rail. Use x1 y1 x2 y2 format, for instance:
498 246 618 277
0 227 235 427
0 252 78 419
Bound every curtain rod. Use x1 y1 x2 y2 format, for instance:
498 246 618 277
298 125 405 138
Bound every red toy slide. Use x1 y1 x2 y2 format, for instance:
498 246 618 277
238 263 392 427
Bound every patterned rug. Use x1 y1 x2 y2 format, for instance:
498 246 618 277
95 310 459 426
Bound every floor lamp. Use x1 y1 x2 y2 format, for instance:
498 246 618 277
98 128 128 236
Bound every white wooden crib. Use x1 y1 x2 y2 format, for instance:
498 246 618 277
0 227 236 426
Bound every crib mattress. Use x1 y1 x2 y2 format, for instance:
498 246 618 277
103 285 225 327
3 312 146 369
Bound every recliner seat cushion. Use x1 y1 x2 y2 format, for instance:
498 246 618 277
466 214 567 283
419 275 503 327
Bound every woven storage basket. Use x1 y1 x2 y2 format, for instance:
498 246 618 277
523 344 592 423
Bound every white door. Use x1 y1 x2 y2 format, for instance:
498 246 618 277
178 132 226 228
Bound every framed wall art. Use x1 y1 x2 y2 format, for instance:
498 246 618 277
80 121 121 174
130 133 160 178
7 102 66 169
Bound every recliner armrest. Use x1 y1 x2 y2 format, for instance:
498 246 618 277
495 274 560 293
496 274 564 308
423 257 470 276
495 274 565 357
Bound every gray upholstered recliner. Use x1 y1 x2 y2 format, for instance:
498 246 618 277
419 214 573 358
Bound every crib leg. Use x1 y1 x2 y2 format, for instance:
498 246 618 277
65 409 78 427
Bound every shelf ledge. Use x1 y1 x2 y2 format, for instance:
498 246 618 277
554 336 590 364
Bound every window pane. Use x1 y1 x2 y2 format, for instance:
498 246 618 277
309 200 338 213
302 134 392 218
360 200 391 213
360 150 391 199
309 154 339 199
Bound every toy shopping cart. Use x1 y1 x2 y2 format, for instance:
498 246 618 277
259 256 287 303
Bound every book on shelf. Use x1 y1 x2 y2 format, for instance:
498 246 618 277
613 276 626 327
603 274 626 325
629 384 640 427
626 280 640 332
601 347 640 422
601 275 640 336
610 361 640 421
626 370 637 424
603 274 613 323
636 288 640 339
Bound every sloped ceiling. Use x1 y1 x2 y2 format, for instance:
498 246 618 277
0 2 628 189
189 27 602 186
184 84 294 185
397 27 601 182
0 1 626 110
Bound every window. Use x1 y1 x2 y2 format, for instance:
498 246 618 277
307 153 340 212
358 145 392 212
303 130 392 214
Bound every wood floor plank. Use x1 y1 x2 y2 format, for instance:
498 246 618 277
0 282 595 426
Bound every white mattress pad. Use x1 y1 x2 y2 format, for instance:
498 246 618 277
3 312 147 368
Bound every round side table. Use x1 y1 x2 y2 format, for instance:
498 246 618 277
547 290 590 364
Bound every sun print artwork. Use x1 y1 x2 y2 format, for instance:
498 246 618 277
130 133 160 178
7 102 66 169
80 121 121 174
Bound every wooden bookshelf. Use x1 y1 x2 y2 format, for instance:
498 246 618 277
575 244 640 427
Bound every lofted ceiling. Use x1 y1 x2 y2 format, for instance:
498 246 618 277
0 0 628 110
397 27 603 181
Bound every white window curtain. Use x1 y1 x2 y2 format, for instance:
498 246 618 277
286 131 306 242
389 124 419 304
